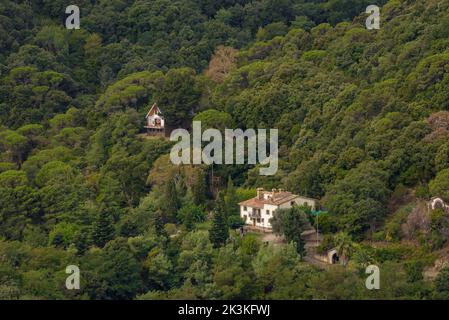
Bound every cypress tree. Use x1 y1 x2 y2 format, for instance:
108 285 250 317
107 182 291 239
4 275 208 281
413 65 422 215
74 229 89 255
225 177 239 217
154 210 168 238
225 177 244 229
164 177 179 222
209 193 229 248
183 210 194 231
192 168 207 205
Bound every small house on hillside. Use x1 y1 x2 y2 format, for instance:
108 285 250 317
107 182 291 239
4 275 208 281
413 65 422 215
428 197 449 213
239 188 318 230
144 103 166 137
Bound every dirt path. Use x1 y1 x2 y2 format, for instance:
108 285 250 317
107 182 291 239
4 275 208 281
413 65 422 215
303 255 329 270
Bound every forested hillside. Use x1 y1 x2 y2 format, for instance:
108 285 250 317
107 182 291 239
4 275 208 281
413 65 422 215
1 0 449 300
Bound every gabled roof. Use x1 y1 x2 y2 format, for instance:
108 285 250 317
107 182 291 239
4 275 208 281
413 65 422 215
145 103 163 119
238 198 265 209
239 191 309 207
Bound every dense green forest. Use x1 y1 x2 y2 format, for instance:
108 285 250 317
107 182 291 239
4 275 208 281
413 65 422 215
1 0 449 299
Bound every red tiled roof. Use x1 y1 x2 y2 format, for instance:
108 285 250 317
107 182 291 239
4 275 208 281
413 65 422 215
238 198 265 209
239 191 302 207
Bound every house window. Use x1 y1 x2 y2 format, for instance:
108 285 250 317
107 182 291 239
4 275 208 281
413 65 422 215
257 218 261 223
243 215 247 221
243 206 247 211
266 210 270 216
291 201 295 206
262 218 264 223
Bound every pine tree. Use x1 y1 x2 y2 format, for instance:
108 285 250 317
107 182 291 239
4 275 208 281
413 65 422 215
74 229 89 255
209 193 229 248
164 177 179 222
92 209 115 248
225 177 239 217
192 168 207 205
225 177 244 229
154 210 168 238
183 210 194 231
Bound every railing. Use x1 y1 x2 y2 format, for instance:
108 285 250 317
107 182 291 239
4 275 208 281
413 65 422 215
249 210 261 219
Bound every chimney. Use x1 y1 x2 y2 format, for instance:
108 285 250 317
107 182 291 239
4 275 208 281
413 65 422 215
271 188 277 198
256 188 264 199
278 188 283 193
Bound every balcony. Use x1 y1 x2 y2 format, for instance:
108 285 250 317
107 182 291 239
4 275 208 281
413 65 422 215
249 209 261 219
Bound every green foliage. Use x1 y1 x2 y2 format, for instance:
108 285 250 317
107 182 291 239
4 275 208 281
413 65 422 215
0 130 29 165
224 177 243 229
0 170 39 242
177 204 207 227
429 169 449 201
84 238 143 299
435 142 449 172
163 177 180 222
235 188 256 202
212 244 259 299
0 162 17 173
144 247 174 290
383 204 414 242
372 245 414 264
434 266 449 299
316 234 335 255
154 211 168 238
270 206 311 255
313 211 338 235
256 22 288 41
209 194 229 248
302 50 328 62
0 170 28 188
404 260 425 283
191 168 207 205
324 163 390 238
0 0 448 300
48 222 80 249
193 109 235 131
252 243 300 298
154 68 201 127
92 210 115 248
429 209 449 249
334 232 355 266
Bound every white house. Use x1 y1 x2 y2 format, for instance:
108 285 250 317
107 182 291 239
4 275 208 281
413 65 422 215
144 103 166 137
428 197 449 213
239 188 318 230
